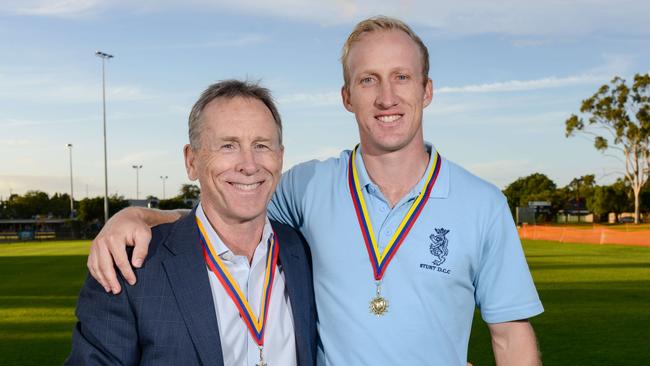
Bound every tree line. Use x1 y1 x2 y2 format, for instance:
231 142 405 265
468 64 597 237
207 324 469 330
0 184 201 226
503 173 650 223
2 174 648 227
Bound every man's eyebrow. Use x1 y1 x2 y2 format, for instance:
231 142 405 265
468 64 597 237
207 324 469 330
213 136 275 143
356 70 378 78
216 136 240 142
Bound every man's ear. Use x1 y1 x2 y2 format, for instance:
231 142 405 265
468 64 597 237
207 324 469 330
184 144 199 181
341 86 354 113
423 78 433 107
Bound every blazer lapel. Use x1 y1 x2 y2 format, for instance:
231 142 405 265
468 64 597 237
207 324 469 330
275 224 312 366
162 211 225 366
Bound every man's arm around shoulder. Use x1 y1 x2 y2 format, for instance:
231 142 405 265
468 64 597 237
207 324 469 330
88 206 187 294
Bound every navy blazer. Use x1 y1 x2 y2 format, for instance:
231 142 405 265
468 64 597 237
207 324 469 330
66 211 317 366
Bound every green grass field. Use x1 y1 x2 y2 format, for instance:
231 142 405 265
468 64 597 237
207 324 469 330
1 240 649 365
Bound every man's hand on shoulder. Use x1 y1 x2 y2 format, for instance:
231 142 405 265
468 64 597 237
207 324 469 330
88 207 151 294
87 207 186 294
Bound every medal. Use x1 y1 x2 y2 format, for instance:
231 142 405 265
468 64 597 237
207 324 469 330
369 281 388 316
348 145 441 316
197 215 279 365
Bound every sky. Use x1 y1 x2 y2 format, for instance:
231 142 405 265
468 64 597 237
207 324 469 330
1 0 649 200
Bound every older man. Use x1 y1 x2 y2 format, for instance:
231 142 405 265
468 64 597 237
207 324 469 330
66 80 317 366
88 17 543 365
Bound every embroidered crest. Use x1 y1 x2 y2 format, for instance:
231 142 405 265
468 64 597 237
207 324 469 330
429 228 450 266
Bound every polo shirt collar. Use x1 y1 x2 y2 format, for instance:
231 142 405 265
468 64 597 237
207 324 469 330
354 141 449 200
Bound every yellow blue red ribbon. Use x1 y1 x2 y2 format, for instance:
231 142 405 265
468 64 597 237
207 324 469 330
196 216 279 346
348 144 441 280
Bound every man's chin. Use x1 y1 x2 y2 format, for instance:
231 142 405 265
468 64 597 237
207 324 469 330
225 206 269 224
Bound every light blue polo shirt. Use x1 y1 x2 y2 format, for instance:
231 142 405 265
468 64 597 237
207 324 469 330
268 144 543 366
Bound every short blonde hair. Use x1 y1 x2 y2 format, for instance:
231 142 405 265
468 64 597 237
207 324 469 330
341 16 430 90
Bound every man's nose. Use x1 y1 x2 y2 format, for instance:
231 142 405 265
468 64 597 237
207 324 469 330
235 148 259 175
376 81 398 109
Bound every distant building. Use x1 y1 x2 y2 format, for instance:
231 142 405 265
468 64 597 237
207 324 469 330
0 218 73 241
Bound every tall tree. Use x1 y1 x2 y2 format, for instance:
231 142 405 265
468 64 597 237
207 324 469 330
503 173 557 216
179 184 201 199
565 73 650 223
642 180 650 212
588 179 632 222
5 191 51 218
77 196 130 224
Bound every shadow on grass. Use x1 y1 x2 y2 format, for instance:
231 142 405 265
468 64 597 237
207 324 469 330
468 281 650 365
0 295 78 308
0 255 87 366
526 253 606 258
3 251 650 365
530 262 650 270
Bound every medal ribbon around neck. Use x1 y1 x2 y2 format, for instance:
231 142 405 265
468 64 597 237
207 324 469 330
348 144 442 280
196 216 280 346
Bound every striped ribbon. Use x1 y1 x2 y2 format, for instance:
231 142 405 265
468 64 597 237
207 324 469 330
196 216 279 346
348 144 442 280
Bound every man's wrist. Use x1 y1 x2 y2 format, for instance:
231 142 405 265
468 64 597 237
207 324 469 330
146 208 187 227
128 207 157 227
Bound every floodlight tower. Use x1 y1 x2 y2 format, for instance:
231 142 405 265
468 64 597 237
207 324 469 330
132 165 143 200
160 175 169 199
66 143 74 217
95 50 113 223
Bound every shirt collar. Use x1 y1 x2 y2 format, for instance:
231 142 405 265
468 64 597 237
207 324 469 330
354 141 449 200
195 202 274 260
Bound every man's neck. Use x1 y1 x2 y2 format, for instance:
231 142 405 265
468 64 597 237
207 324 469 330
361 140 430 208
201 204 266 262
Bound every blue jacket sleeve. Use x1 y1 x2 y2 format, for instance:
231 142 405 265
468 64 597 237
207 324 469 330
65 273 140 365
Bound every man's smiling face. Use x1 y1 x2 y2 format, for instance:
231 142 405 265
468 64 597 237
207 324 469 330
342 29 433 155
185 96 283 225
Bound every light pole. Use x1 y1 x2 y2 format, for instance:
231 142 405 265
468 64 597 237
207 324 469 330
96 50 113 223
132 165 143 200
66 143 74 217
160 175 168 199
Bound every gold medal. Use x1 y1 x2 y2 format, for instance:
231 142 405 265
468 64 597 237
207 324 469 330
369 281 389 316
349 145 442 316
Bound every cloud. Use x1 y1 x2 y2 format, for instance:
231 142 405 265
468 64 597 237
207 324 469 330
8 0 105 18
0 71 153 103
511 39 549 48
437 54 638 95
0 139 32 147
157 34 269 49
0 117 90 128
278 91 340 107
110 150 171 166
5 1 649 36
465 159 534 188
437 74 607 94
587 54 636 78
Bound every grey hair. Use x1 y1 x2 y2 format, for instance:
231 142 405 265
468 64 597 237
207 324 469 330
188 79 283 149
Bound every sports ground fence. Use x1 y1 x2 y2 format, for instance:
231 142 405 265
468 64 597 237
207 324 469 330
1 225 648 247
518 225 650 247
